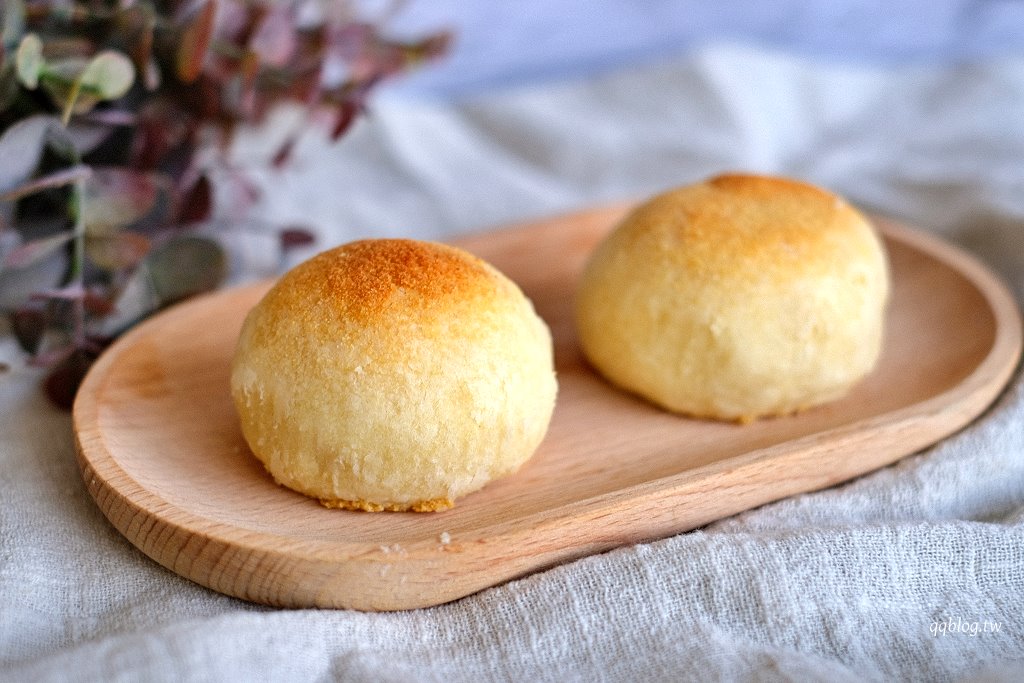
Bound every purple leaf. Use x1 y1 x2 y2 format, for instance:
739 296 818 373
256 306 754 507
80 109 137 126
249 5 297 68
82 289 116 317
176 174 212 225
115 4 155 80
2 231 75 270
176 0 217 84
144 57 161 90
82 167 162 234
329 99 360 141
10 306 46 354
278 226 315 251
213 0 249 39
44 348 97 410
328 22 374 63
28 344 76 369
31 282 86 301
271 136 296 168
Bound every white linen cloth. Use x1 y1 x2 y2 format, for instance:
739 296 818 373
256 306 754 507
2 45 1024 682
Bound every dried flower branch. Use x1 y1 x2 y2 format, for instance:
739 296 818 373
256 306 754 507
0 0 450 407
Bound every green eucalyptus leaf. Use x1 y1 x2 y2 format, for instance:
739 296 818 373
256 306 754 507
0 115 60 193
15 33 43 89
2 0 25 51
39 53 134 119
65 120 116 156
0 65 21 115
0 241 66 309
95 263 161 337
146 235 225 304
80 50 135 100
43 119 79 161
86 231 151 271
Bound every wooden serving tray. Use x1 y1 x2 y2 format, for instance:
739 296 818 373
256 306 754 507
73 205 1022 611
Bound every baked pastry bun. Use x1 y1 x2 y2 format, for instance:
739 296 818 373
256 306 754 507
231 239 557 511
575 173 889 422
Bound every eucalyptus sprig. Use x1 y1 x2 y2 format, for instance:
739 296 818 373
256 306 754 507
0 0 450 407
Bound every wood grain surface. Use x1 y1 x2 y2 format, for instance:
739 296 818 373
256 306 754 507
73 205 1022 611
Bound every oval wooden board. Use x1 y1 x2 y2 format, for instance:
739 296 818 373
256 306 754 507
73 205 1022 611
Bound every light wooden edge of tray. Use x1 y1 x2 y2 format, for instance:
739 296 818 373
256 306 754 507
71 206 1023 611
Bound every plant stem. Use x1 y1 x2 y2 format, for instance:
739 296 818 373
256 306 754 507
61 75 84 125
69 177 86 347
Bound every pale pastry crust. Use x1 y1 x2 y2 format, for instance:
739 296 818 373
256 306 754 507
575 173 890 422
231 239 557 511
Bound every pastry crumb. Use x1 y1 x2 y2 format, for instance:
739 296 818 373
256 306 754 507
319 496 454 512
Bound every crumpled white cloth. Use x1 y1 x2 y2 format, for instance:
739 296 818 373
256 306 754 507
2 45 1023 682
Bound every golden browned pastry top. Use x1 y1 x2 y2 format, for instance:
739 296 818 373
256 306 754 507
623 173 875 284
293 239 500 320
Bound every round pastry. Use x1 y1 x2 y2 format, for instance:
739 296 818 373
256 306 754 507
231 238 557 511
575 173 890 422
